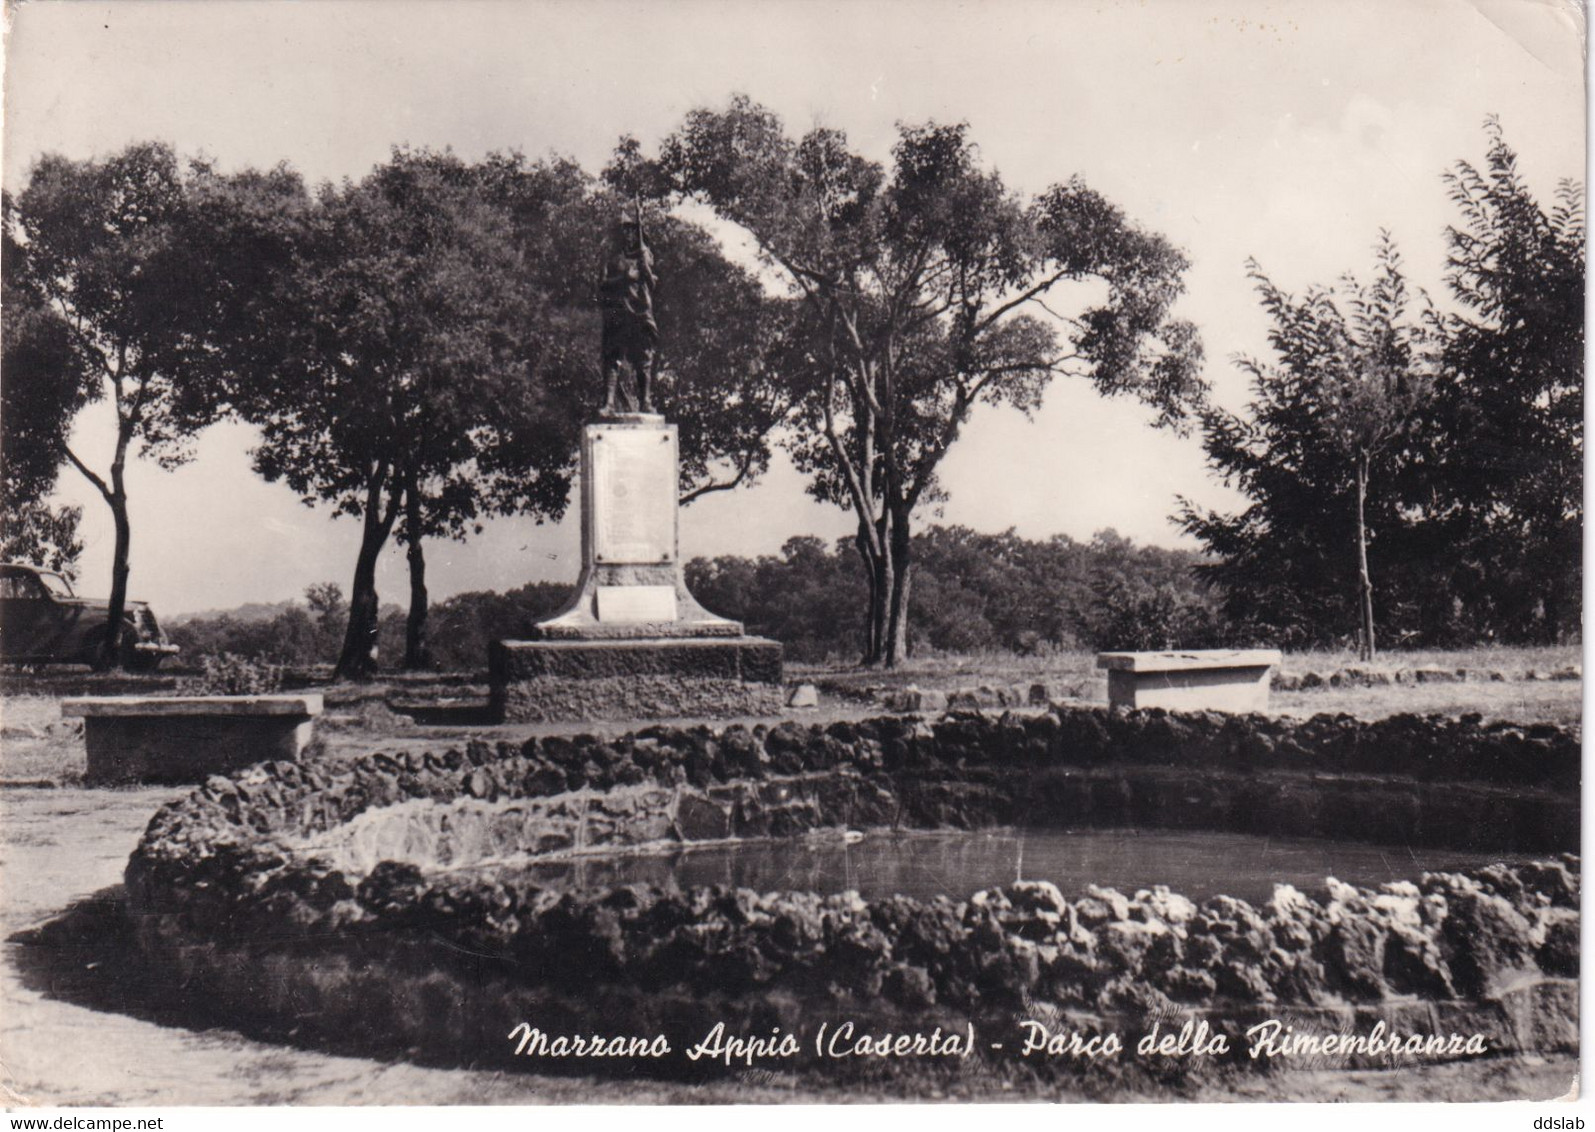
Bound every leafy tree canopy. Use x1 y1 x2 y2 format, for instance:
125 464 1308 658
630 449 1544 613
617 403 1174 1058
1177 236 1434 654
635 96 1205 665
4 143 274 662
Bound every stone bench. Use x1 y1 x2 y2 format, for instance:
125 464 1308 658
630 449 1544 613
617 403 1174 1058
1095 650 1283 713
62 694 323 785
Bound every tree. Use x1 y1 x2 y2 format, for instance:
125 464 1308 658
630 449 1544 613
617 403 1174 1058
0 500 84 579
1178 236 1433 656
2 206 87 578
304 581 346 629
302 581 347 658
215 145 797 678
650 96 1204 666
685 525 1224 659
380 153 598 670
378 154 800 672
1076 530 1226 651
4 145 252 666
1424 120 1583 642
685 535 870 661
222 149 584 679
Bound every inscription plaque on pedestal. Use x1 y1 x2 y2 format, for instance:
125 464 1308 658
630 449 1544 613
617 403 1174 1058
596 584 678 623
592 426 676 564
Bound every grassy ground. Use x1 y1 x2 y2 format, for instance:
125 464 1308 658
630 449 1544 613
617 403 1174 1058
0 646 1582 1104
1272 678 1582 727
794 642 1582 685
794 645 1582 726
2 645 1582 783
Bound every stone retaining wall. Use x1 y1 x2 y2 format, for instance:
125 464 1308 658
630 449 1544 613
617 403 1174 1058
1274 664 1582 691
122 705 1581 1079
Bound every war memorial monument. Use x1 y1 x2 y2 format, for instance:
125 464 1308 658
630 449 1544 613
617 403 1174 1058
489 209 783 721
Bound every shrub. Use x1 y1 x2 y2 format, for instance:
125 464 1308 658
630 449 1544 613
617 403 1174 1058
179 653 284 696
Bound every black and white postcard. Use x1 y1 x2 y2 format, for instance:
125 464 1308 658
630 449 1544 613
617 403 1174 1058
0 0 1584 1119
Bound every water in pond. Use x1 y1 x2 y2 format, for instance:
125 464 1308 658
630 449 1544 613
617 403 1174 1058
470 828 1518 906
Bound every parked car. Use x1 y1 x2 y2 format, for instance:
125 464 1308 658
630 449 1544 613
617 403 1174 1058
0 562 180 671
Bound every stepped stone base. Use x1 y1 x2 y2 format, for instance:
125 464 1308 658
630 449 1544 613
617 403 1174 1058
490 637 783 723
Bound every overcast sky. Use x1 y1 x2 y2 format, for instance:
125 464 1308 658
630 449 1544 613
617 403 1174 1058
3 0 1584 614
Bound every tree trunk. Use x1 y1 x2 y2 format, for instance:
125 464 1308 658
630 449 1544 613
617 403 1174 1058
96 476 133 672
883 506 913 667
856 525 885 666
334 464 400 681
402 476 431 671
1354 452 1376 662
868 527 897 668
94 436 133 671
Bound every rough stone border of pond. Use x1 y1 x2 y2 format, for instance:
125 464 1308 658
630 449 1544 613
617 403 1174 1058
122 706 1580 1082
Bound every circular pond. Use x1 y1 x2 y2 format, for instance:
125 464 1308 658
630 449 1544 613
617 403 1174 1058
444 828 1533 907
123 707 1581 1081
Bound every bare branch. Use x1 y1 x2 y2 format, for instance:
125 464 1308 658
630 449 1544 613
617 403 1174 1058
61 444 113 503
680 447 759 504
973 266 1071 335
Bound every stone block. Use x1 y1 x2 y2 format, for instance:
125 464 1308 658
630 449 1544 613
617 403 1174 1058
787 683 820 708
674 792 734 841
884 686 947 713
62 694 323 785
492 637 781 683
1095 650 1282 712
1497 978 1580 1052
490 638 783 723
595 584 677 622
527 419 745 641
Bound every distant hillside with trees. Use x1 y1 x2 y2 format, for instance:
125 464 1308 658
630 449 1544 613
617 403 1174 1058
167 526 1227 668
688 527 1229 661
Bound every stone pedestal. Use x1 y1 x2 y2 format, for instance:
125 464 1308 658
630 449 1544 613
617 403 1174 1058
62 694 323 784
1095 649 1282 713
492 414 782 722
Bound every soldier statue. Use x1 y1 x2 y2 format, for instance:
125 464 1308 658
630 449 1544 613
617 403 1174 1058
598 208 659 414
